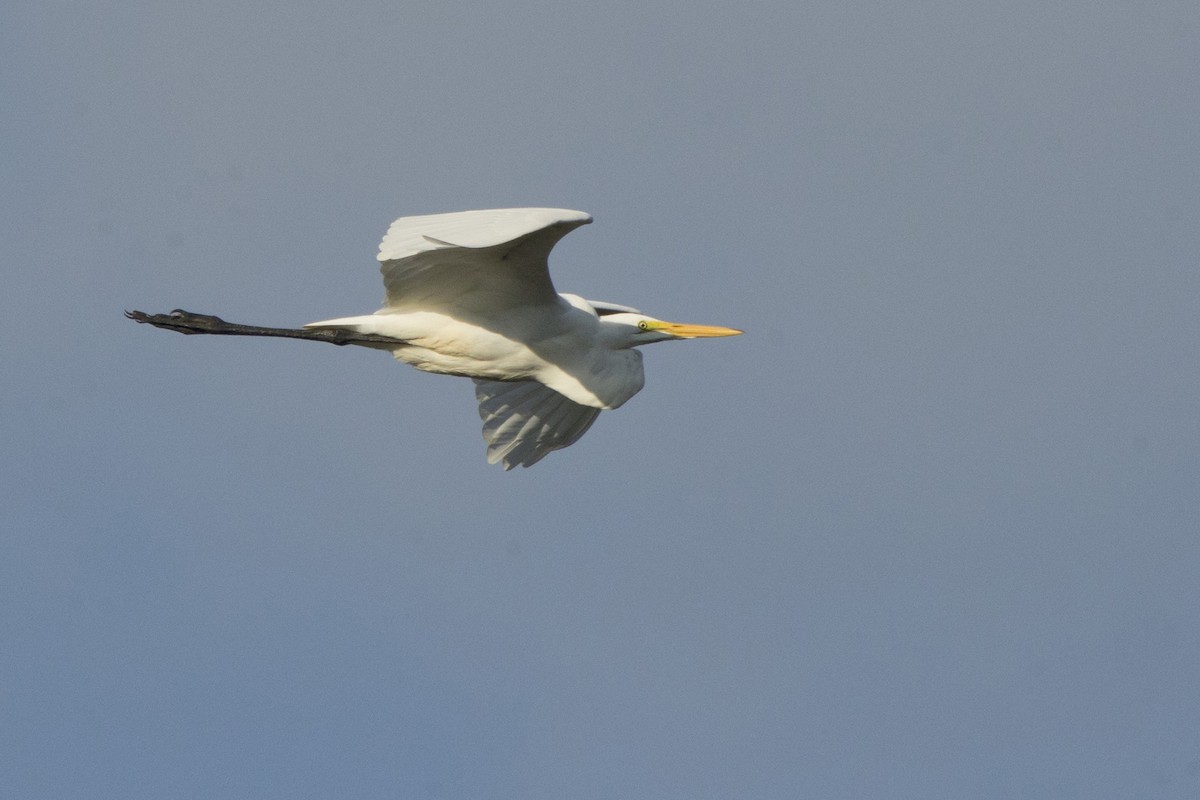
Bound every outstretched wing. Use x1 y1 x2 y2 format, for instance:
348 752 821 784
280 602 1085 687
473 379 601 469
377 208 592 314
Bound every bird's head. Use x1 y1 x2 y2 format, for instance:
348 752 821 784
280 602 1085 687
600 312 743 348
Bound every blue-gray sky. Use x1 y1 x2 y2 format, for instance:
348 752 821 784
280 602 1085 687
4 2 1199 797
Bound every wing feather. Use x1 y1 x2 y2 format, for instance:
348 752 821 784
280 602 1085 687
473 379 601 469
376 208 592 313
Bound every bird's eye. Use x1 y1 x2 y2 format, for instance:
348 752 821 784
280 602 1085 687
637 321 649 331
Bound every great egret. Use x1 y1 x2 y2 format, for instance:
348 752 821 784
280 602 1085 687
129 207 742 468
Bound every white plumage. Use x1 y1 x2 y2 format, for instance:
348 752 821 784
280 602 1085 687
304 208 741 468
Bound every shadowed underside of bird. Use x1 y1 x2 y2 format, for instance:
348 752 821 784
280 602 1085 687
127 207 742 468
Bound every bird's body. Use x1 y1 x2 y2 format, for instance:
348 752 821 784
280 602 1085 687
307 292 645 409
132 207 741 468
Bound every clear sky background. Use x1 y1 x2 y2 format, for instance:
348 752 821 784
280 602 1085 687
4 2 1199 798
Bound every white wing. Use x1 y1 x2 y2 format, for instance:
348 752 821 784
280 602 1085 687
473 379 601 469
377 208 592 313
588 299 643 316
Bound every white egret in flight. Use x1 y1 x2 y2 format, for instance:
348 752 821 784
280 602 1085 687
128 208 742 468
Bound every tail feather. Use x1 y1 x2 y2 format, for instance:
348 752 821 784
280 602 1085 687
302 315 382 331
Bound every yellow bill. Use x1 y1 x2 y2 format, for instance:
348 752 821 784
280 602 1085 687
647 321 744 338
